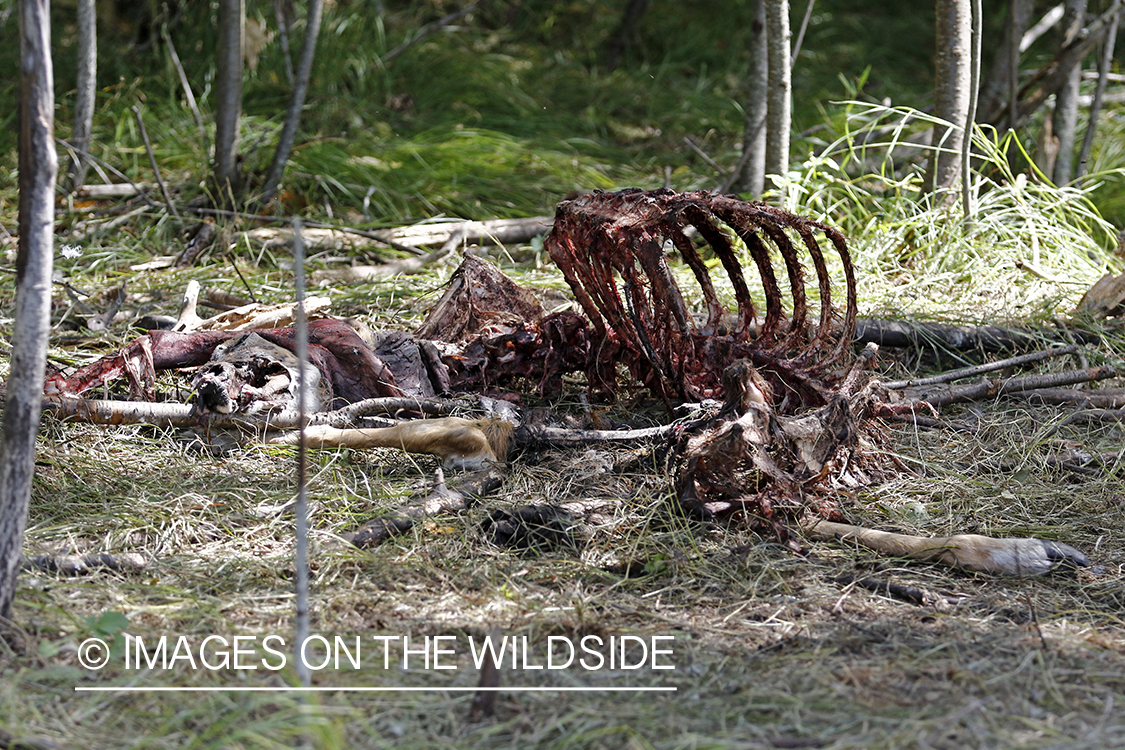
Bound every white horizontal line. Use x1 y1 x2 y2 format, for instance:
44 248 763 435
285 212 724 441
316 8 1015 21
75 686 677 693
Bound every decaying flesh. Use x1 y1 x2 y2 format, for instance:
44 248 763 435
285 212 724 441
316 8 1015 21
43 319 403 409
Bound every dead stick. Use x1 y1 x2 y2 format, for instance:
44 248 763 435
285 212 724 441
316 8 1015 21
24 552 146 574
1015 388 1125 409
309 396 465 426
516 423 675 447
56 137 161 208
42 396 296 430
131 105 180 221
1068 408 1125 425
683 136 726 176
382 0 485 63
46 395 679 452
978 449 1125 475
342 468 504 548
921 365 1116 407
327 227 468 281
161 26 208 148
183 207 426 255
883 344 1078 389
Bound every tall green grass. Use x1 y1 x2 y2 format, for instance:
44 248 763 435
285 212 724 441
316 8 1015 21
774 102 1121 317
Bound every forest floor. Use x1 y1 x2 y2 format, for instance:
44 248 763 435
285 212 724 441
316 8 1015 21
1 231 1124 750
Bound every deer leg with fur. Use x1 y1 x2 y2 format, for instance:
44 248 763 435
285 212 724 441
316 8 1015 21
269 417 514 470
803 519 1088 575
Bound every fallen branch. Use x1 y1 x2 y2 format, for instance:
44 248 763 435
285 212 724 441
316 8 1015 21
516 423 676 448
24 552 146 574
42 396 288 430
906 365 1117 408
882 345 1078 389
73 183 151 199
1017 388 1125 408
342 468 504 548
877 413 948 431
974 448 1125 476
1068 408 1125 426
315 227 466 282
309 396 466 425
311 217 555 282
42 393 461 432
855 318 1062 352
244 216 553 264
185 206 427 256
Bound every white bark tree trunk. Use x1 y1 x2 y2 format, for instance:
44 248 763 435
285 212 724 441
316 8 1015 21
1051 0 1087 184
64 0 96 194
736 0 768 197
764 0 791 183
927 0 972 196
2 0 56 622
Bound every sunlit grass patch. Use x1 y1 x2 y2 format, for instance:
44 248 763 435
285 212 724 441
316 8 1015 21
777 103 1121 318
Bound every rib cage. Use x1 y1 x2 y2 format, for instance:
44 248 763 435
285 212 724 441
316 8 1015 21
545 188 858 404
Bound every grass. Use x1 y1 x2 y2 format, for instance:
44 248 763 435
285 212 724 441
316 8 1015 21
3 212 1125 747
779 103 1122 319
5 389 1125 749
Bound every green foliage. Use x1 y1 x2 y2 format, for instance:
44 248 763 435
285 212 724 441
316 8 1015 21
3 0 1124 311
86 610 130 640
774 102 1120 317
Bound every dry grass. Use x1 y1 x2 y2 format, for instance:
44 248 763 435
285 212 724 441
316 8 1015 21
2 240 1125 750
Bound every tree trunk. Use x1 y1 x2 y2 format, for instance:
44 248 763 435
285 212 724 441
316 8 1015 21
926 0 972 196
213 0 245 199
602 0 649 71
64 0 96 194
983 1 1124 130
1076 12 1118 178
735 0 768 198
259 0 324 206
764 0 791 183
2 0 57 624
961 0 982 224
1051 0 1087 184
977 0 1033 131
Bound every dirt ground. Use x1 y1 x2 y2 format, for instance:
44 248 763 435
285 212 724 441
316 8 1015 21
3 357 1124 749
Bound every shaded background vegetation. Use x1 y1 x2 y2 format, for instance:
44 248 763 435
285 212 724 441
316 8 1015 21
3 0 1122 226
